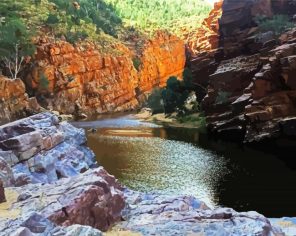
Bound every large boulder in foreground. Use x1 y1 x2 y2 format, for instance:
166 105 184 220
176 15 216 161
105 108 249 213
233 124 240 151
0 168 125 235
0 112 95 187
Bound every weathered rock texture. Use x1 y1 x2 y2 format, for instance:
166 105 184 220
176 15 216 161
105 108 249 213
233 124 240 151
0 112 95 187
0 168 124 235
25 31 185 116
190 0 296 142
186 0 223 56
187 1 223 102
0 114 288 235
116 190 283 236
0 76 41 125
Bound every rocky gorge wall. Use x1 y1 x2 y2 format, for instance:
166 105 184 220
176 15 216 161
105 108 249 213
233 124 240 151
24 32 185 116
189 0 296 142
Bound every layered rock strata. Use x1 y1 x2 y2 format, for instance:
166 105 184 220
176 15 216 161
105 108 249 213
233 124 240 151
189 0 296 142
187 1 223 102
186 0 223 56
0 112 95 186
0 168 124 235
0 113 125 235
25 32 185 116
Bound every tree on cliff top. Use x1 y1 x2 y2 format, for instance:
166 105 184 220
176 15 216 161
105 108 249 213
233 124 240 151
0 17 35 79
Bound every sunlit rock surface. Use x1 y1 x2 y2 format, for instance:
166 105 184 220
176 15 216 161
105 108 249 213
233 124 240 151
270 218 296 236
186 0 223 55
115 189 283 236
25 31 185 116
0 112 95 187
189 0 296 142
0 168 124 235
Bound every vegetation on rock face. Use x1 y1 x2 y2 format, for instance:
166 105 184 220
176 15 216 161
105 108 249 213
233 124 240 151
0 0 211 80
255 14 294 36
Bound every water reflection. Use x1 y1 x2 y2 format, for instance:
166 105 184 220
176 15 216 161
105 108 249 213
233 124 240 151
73 114 296 217
87 129 226 207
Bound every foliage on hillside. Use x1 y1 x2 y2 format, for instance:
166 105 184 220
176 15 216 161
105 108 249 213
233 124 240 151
0 0 211 43
105 0 212 35
0 0 124 42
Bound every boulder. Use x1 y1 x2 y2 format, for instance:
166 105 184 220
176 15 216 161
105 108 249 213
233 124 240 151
0 112 95 186
0 168 124 235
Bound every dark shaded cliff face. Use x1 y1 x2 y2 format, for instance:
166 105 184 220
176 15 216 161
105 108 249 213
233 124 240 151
191 0 296 142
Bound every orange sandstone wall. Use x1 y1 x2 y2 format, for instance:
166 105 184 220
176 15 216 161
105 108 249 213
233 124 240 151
186 0 223 56
138 32 186 93
26 32 186 115
0 76 39 124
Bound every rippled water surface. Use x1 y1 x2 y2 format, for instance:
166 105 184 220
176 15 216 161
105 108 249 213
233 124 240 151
73 114 296 217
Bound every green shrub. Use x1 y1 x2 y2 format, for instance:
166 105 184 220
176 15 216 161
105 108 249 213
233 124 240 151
147 88 164 114
255 14 294 35
0 17 35 79
65 31 88 44
162 76 189 114
177 113 207 131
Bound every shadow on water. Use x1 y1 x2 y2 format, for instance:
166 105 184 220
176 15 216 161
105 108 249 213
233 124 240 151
72 115 296 217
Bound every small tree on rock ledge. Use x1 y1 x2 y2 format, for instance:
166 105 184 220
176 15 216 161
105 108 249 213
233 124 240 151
0 17 35 80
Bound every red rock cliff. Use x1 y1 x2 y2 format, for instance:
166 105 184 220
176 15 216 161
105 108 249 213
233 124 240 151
26 31 185 115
